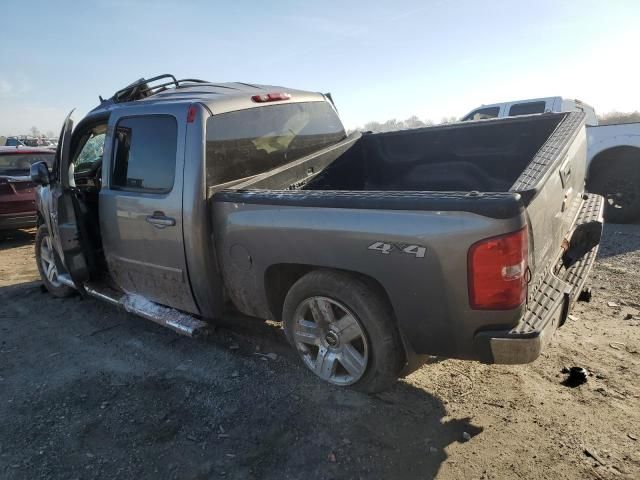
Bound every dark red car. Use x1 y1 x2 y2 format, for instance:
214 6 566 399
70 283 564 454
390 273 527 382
0 147 55 230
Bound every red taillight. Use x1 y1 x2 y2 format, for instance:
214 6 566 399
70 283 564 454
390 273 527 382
187 104 197 123
468 227 528 310
251 92 291 103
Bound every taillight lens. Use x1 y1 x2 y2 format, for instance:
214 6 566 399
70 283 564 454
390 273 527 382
468 227 528 310
251 92 291 103
187 104 197 123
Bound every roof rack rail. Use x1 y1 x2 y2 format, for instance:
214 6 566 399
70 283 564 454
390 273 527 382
106 74 213 104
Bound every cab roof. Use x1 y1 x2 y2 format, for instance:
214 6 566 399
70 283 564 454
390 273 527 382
89 74 327 116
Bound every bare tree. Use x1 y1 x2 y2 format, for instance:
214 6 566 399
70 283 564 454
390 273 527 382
357 115 438 132
45 130 55 138
29 126 40 137
404 115 428 129
439 116 458 124
598 111 640 125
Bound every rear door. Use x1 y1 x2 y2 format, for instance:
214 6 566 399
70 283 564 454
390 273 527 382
99 108 198 314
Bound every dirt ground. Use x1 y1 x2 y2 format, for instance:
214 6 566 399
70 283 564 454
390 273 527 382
0 225 639 480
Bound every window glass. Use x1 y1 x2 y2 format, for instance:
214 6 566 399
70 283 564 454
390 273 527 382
112 116 177 193
206 101 345 185
462 107 500 121
508 101 546 116
75 133 106 172
0 152 54 174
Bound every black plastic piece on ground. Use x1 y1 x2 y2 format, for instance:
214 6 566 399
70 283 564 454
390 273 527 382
577 287 592 302
562 366 588 387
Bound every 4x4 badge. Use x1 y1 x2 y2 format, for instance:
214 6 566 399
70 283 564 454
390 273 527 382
367 242 426 258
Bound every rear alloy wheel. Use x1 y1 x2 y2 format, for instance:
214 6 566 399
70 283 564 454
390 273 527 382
292 296 369 386
283 270 404 393
35 224 74 297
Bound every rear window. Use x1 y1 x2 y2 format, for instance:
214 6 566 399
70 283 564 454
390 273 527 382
462 107 500 121
0 152 54 175
206 101 345 185
508 101 546 116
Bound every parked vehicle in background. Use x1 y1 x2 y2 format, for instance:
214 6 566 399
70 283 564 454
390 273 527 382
0 147 55 229
462 97 640 223
30 75 602 392
4 137 26 147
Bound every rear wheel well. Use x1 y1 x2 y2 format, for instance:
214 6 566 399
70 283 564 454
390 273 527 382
587 145 640 223
587 145 640 186
264 264 397 324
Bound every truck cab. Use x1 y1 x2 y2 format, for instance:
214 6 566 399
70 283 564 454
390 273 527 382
31 75 345 317
462 97 598 126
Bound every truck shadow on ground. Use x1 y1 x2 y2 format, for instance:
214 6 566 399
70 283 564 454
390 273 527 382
0 227 36 250
0 281 482 480
597 222 640 258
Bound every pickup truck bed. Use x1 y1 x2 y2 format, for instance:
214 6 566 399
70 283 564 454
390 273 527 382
212 112 602 365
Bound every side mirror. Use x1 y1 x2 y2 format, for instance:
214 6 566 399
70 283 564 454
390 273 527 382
30 161 50 186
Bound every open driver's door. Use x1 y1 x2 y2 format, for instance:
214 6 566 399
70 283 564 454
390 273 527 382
49 110 91 286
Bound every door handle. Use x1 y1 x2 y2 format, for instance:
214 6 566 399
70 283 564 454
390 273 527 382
145 212 176 228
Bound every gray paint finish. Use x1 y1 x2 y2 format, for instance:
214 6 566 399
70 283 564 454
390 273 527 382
212 201 526 358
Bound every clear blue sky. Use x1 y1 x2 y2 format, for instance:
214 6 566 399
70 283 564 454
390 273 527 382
1 0 639 135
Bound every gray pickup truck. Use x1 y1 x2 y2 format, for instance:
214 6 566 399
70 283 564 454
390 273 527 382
30 75 604 392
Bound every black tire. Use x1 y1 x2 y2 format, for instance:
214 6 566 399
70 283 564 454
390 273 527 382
283 269 404 393
35 224 75 297
588 153 640 223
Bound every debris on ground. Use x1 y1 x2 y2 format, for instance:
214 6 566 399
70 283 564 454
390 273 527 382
607 301 620 308
583 447 606 466
462 432 472 442
253 352 278 361
562 367 589 387
327 452 337 463
628 433 638 441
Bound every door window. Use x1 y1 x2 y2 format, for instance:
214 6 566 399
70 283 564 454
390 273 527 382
74 132 106 172
111 116 177 193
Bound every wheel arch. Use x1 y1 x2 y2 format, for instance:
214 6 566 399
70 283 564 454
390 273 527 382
587 144 640 188
264 263 398 325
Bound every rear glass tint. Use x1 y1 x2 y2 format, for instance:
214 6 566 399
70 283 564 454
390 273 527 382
206 101 345 185
509 101 546 116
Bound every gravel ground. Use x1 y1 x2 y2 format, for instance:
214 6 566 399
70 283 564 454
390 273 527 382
0 225 639 480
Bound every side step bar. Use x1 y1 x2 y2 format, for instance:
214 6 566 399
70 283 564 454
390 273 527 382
57 274 210 337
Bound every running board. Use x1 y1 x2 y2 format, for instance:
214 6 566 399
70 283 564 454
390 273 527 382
56 274 210 337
